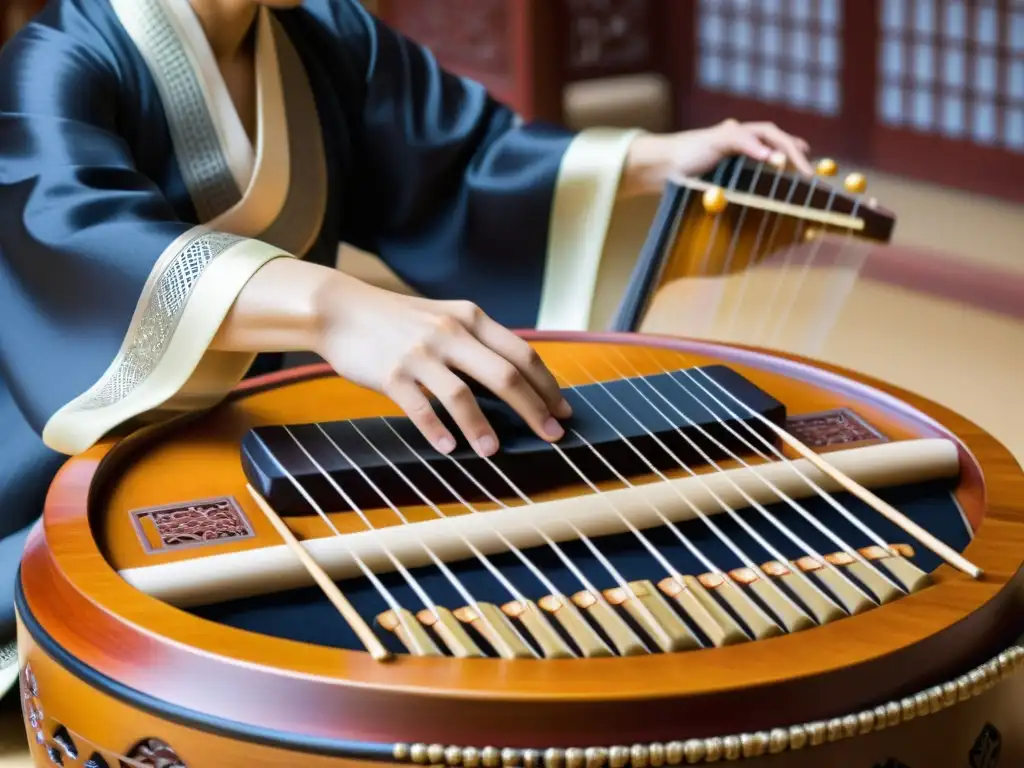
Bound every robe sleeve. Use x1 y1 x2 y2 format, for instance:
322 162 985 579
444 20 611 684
0 25 292 455
324 0 643 331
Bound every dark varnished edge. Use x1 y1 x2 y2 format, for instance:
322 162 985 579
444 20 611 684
19 332 1024 746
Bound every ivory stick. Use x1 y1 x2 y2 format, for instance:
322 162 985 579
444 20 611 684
119 438 960 607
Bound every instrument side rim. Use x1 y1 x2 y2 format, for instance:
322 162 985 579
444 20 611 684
19 332 1024 747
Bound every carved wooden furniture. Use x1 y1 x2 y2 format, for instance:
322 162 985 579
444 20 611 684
0 0 44 46
372 0 684 125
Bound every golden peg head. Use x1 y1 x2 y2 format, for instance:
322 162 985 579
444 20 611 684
843 172 867 194
701 186 728 214
767 150 787 169
815 157 838 177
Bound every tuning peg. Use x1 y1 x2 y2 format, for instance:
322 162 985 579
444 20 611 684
815 158 838 177
843 172 867 194
702 186 728 214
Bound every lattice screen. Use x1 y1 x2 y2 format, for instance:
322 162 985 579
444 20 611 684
878 0 1024 153
696 0 845 117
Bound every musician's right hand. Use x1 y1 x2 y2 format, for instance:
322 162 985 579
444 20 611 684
312 273 572 457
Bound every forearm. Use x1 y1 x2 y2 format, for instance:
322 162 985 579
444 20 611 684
210 257 339 354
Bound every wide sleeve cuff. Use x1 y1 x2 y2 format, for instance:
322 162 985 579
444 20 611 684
534 127 645 331
41 227 291 454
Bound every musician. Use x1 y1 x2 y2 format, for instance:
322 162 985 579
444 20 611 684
0 0 810 699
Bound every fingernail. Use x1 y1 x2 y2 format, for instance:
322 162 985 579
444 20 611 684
436 436 456 454
475 435 497 456
555 398 573 418
544 418 565 440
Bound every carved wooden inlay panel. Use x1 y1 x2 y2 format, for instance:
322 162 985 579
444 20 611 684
785 408 887 448
565 0 652 73
130 496 255 554
381 0 510 81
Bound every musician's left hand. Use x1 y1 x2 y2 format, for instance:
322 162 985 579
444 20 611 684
620 119 813 198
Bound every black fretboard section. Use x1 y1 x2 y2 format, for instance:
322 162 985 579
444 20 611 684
241 365 786 517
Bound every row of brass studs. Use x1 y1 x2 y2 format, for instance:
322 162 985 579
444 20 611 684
392 644 1024 766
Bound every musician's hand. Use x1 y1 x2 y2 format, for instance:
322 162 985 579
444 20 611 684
314 275 572 457
621 119 813 198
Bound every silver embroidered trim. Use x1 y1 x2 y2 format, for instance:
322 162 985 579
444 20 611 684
128 0 241 220
0 639 14 670
76 231 245 411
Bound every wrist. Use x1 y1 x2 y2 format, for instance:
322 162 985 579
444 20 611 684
211 257 337 354
620 132 673 199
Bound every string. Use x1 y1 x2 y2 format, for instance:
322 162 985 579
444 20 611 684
441 448 663 654
251 430 420 652
671 359 979 576
550 359 811 627
376 417 595 650
719 162 804 340
680 159 761 339
742 173 822 347
296 423 523 656
761 181 849 349
616 347 904 595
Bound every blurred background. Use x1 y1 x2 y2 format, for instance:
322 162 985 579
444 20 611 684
1 0 1021 445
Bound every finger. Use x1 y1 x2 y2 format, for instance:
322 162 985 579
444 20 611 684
384 375 457 455
717 122 772 162
414 359 500 457
443 336 566 443
748 122 814 176
471 315 572 419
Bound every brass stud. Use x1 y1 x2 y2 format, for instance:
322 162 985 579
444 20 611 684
740 733 768 758
722 735 741 760
648 742 665 767
842 715 859 738
914 692 930 717
815 157 838 176
942 681 958 707
395 744 412 762
500 748 521 768
843 172 867 194
787 725 807 751
826 718 843 742
411 744 430 765
957 674 972 701
608 747 629 768
857 711 875 734
664 742 684 765
523 749 542 768
482 747 501 768
464 747 481 768
682 739 705 764
767 729 788 754
564 748 585 768
702 738 723 762
807 722 827 747
701 186 728 214
428 744 447 764
900 697 916 720
447 746 464 766
543 748 565 768
986 659 1001 687
584 747 608 768
885 702 901 727
629 744 648 768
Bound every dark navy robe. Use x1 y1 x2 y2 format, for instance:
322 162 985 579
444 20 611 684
0 0 641 684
